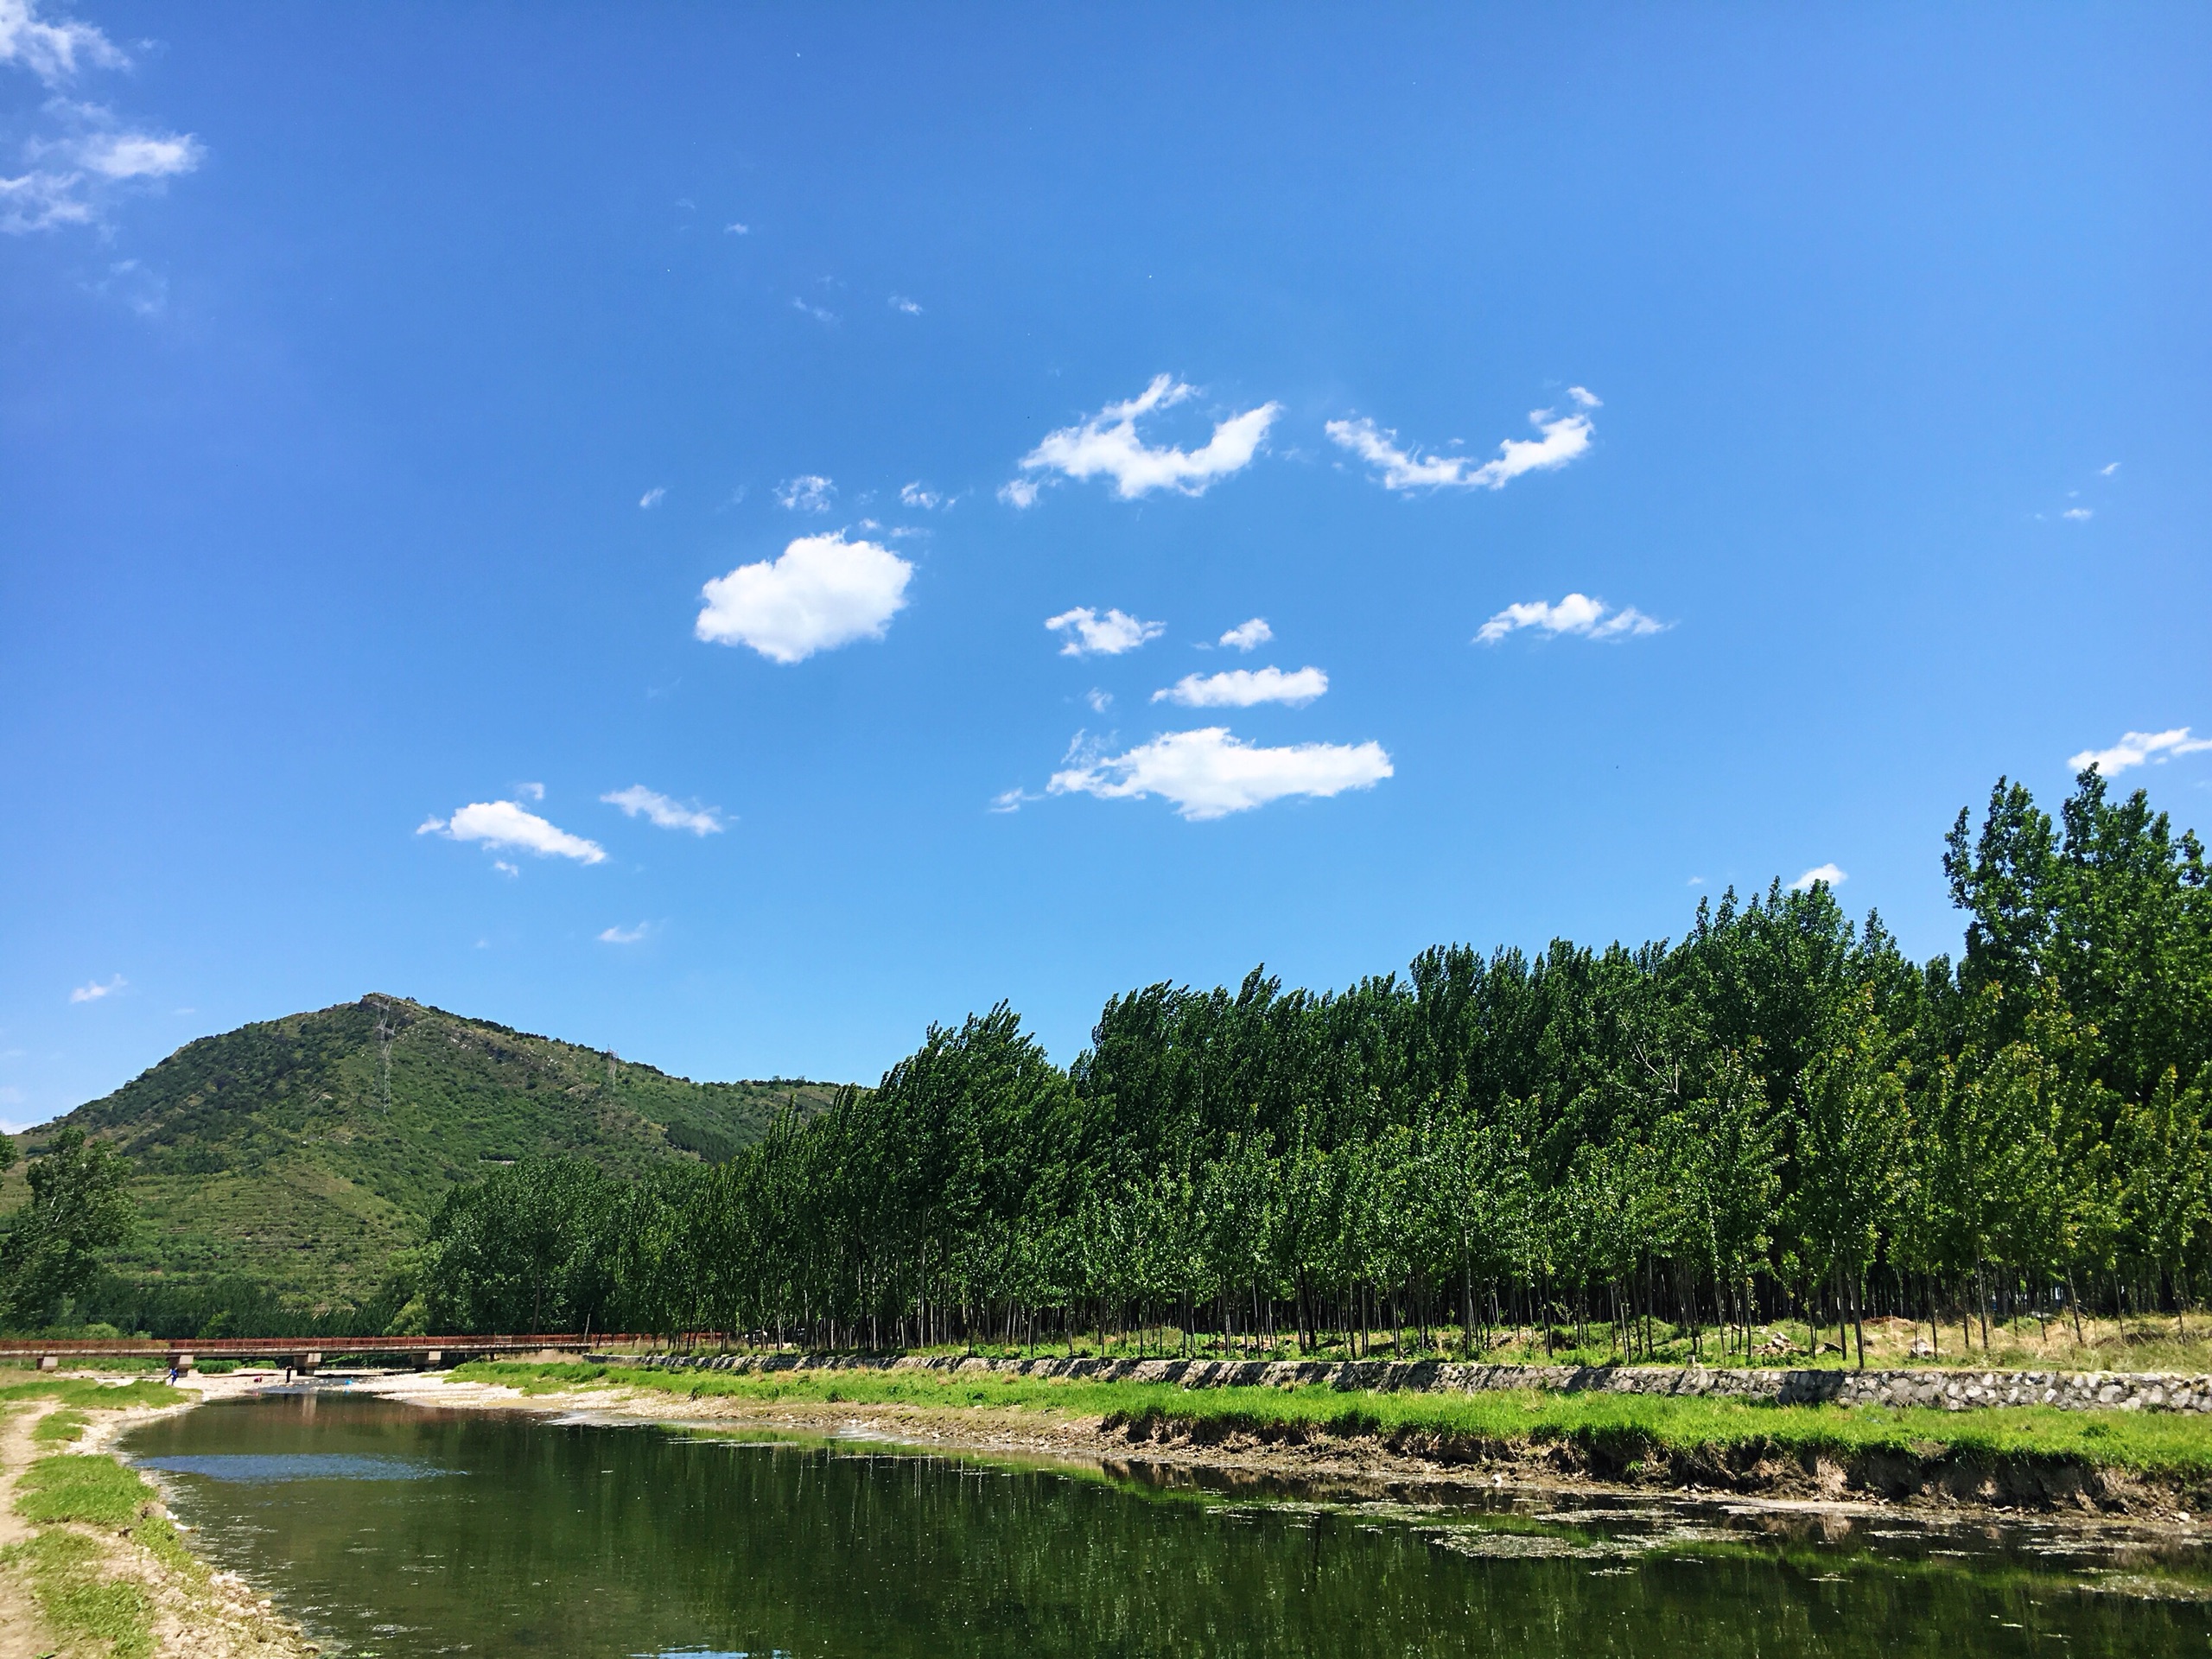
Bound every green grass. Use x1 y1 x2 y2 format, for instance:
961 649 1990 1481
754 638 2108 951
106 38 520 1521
450 1357 2212 1477
0 1376 186 1409
16 1451 163 1529
1 1529 154 1659
32 1408 89 1444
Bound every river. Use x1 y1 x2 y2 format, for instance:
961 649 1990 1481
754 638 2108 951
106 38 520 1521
124 1392 2209 1657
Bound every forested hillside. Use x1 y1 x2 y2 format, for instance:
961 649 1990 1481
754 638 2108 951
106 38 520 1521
424 770 2212 1357
1 995 839 1327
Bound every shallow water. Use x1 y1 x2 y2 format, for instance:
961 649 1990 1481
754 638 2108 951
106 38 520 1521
127 1393 2210 1658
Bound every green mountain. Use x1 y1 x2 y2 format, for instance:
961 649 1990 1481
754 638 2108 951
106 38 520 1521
5 995 843 1313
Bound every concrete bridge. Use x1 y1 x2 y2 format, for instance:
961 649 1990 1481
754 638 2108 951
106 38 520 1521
0 1333 625 1375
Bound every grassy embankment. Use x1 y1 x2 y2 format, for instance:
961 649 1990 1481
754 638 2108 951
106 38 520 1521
450 1357 2212 1481
1 1377 194 1658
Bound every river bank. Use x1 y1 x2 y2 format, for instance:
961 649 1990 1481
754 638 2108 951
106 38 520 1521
0 1376 314 1659
392 1358 2212 1523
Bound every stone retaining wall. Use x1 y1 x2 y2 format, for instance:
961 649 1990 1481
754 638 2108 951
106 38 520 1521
588 1350 2212 1414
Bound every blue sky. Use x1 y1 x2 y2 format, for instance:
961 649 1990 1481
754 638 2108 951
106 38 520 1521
3 3 2209 1126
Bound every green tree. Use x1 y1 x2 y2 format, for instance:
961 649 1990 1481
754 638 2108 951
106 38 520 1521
1 1127 136 1330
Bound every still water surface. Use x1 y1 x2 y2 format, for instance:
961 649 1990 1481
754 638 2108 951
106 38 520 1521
126 1393 2210 1658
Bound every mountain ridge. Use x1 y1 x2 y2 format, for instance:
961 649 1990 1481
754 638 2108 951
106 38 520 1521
2 994 847 1314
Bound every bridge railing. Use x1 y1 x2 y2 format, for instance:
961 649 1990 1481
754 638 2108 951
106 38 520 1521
0 1334 655 1370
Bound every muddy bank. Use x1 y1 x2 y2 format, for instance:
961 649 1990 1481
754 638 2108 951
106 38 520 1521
1101 1402 2210 1517
350 1370 2210 1526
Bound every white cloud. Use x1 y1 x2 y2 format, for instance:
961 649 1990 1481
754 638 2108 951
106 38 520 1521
775 474 835 512
1050 727 1392 820
493 860 518 877
2100 461 2120 477
1008 374 1281 504
899 481 945 510
988 787 1036 814
1046 607 1163 658
890 294 922 315
1791 864 1847 892
1476 593 1665 644
1219 617 1272 652
518 781 544 801
2062 507 2093 522
0 0 125 84
601 784 726 836
725 221 749 234
791 296 836 323
1154 665 1328 709
68 972 124 1004
418 800 607 864
639 486 666 509
2 90 203 235
77 130 198 180
1327 391 1598 492
1084 688 1113 713
598 923 650 944
2068 728 2212 777
696 531 913 664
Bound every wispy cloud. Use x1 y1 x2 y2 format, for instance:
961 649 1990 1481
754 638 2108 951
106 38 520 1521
1791 863 1847 892
791 296 836 324
1154 666 1328 709
1084 688 1113 713
3 105 203 233
1046 607 1163 658
598 923 650 944
2100 461 2120 477
1328 387 1599 493
1050 728 1391 821
775 474 835 512
69 972 125 1004
1005 374 1280 505
1 14 202 234
1476 592 1665 645
639 486 666 510
2068 728 2212 777
79 255 165 315
725 221 749 235
889 294 922 315
696 532 913 664
1218 617 1272 652
601 785 726 836
988 787 1038 815
418 800 606 864
899 481 949 510
0 0 126 85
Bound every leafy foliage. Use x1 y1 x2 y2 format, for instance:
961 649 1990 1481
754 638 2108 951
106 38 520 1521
421 772 2212 1359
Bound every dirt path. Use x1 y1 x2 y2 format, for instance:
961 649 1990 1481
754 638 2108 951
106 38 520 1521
0 1402 55 1659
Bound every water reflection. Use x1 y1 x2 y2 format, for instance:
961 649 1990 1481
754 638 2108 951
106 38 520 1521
137 1453 445 1484
125 1394 2212 1659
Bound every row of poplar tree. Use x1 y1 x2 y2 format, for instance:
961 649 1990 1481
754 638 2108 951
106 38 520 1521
423 770 2212 1362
